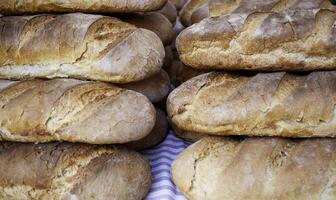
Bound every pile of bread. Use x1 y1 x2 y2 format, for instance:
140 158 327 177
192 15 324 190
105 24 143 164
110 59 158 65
0 0 185 199
167 0 336 199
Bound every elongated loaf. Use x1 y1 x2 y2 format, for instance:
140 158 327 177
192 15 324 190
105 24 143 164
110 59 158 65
0 13 164 83
127 108 168 150
179 0 208 26
167 71 336 137
172 137 336 200
121 12 174 46
121 70 171 103
0 0 166 15
177 0 336 71
0 79 156 144
158 1 178 23
0 142 151 200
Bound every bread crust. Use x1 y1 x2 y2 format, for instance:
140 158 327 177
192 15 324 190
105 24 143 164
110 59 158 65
0 142 151 200
177 0 336 71
172 137 336 200
158 1 178 23
0 0 167 15
180 0 208 26
0 79 156 144
0 13 165 83
167 71 336 137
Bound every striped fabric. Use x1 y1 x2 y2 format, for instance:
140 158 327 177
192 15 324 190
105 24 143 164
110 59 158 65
142 131 192 200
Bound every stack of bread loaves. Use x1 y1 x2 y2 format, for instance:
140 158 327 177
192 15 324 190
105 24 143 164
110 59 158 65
0 1 175 199
168 0 336 199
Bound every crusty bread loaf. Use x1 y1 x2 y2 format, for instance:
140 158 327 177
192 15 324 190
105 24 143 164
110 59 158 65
158 1 178 23
0 79 156 144
121 70 171 103
0 0 167 15
172 137 336 200
177 0 336 71
179 0 208 26
190 3 209 25
0 142 151 200
171 0 188 10
0 13 164 83
127 108 168 150
121 12 174 46
167 71 336 137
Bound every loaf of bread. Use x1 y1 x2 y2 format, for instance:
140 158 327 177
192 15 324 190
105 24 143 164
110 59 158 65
0 142 151 200
121 70 171 103
190 3 209 25
121 12 174 46
127 108 168 150
166 60 206 86
0 13 164 83
0 0 166 15
172 137 336 200
0 79 156 144
158 1 178 23
177 0 336 71
179 0 208 26
170 0 188 10
167 71 336 137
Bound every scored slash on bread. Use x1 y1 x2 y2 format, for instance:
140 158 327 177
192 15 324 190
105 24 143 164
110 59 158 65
0 13 165 83
0 79 156 144
177 0 336 71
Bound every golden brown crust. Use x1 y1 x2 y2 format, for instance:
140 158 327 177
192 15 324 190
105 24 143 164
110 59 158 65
120 70 172 103
0 13 164 83
179 0 208 26
177 0 336 71
126 108 169 150
0 0 167 15
0 142 151 200
172 137 336 200
167 71 336 137
0 79 156 144
121 12 174 46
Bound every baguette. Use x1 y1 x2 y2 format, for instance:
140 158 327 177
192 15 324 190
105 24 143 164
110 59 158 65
0 79 156 144
158 1 178 23
0 0 167 15
172 137 336 200
121 70 171 103
167 71 336 137
177 0 336 71
121 12 174 46
127 108 168 150
0 13 164 83
0 142 151 200
179 0 208 26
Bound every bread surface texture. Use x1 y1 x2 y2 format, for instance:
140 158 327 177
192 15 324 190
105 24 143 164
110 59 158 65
0 13 164 83
121 70 171 103
167 71 336 137
0 79 156 144
177 0 336 71
172 137 336 200
0 142 151 200
0 0 167 14
180 0 208 26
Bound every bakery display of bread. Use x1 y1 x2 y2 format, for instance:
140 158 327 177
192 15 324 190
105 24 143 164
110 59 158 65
0 79 156 144
121 12 174 46
121 70 171 103
0 13 165 84
127 108 168 150
0 0 167 15
0 142 151 200
177 0 336 71
158 1 178 24
179 0 208 26
172 137 336 200
168 71 336 137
